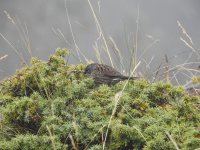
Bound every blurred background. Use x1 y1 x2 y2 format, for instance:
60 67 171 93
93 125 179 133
0 0 200 85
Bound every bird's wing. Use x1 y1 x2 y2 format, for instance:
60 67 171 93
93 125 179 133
92 75 115 85
102 65 123 77
102 65 138 79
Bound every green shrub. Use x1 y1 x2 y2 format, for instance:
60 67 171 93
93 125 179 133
0 48 199 149
0 135 66 150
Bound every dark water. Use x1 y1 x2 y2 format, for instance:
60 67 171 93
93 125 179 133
0 0 200 85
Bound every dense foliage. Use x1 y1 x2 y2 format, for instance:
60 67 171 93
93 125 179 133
0 48 199 150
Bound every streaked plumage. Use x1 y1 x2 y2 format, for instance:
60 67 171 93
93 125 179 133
84 63 138 85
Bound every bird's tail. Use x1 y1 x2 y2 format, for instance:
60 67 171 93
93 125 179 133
122 76 139 80
110 76 140 85
114 76 139 80
129 76 140 80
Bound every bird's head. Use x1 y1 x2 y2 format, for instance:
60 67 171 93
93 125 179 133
84 63 97 76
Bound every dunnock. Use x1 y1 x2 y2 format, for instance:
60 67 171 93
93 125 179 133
84 63 138 85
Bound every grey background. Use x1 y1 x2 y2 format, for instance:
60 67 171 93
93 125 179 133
0 0 200 85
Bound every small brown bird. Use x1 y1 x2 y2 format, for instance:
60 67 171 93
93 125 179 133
84 63 138 85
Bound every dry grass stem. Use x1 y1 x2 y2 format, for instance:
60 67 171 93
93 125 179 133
0 33 27 66
164 55 170 82
0 55 8 61
177 20 193 45
165 131 180 150
108 37 125 72
134 3 140 66
46 125 56 150
87 0 114 67
69 134 78 150
65 0 87 63
103 61 141 150
84 125 106 150
4 11 33 58
4 10 15 24
93 43 101 63
180 37 198 53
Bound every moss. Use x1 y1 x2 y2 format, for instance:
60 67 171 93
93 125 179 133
0 48 200 149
